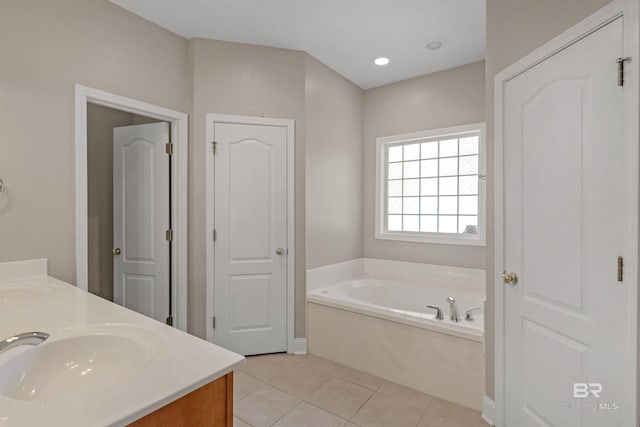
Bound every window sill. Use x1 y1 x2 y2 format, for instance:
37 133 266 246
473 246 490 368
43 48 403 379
375 231 486 247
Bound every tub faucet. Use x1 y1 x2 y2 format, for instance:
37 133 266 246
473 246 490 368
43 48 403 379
465 306 482 321
0 332 49 355
426 304 444 320
447 296 460 322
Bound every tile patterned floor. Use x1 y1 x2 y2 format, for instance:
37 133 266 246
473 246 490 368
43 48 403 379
233 353 489 427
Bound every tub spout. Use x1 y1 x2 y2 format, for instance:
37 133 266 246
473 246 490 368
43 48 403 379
447 296 460 322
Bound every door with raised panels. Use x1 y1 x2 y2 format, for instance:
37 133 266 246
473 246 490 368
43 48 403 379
503 17 631 426
213 120 288 355
113 122 170 323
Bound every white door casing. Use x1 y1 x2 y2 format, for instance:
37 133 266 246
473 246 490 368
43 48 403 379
113 122 170 323
206 115 295 355
496 4 639 425
75 84 189 332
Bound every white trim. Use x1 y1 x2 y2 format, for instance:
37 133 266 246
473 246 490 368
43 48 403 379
205 114 297 354
292 338 307 355
482 395 495 426
493 1 638 425
74 84 189 332
374 122 486 246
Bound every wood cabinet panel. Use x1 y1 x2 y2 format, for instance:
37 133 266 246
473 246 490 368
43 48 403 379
128 372 233 426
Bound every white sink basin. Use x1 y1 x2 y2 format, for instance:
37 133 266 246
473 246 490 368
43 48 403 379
0 325 166 401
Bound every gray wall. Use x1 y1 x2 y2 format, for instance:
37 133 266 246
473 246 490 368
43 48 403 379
363 61 486 268
188 38 308 338
6 2 612 387
0 0 366 341
305 55 364 270
484 0 613 400
187 40 366 339
0 0 189 284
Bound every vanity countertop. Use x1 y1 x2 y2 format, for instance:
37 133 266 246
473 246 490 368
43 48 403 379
0 259 245 427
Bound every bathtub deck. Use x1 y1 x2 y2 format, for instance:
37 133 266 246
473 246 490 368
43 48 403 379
233 352 489 427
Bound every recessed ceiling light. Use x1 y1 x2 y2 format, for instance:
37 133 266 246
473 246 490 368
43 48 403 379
425 39 445 50
374 57 390 66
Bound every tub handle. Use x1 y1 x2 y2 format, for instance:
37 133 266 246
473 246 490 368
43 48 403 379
426 305 444 320
465 306 482 321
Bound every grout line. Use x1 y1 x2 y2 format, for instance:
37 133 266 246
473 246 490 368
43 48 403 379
348 390 376 423
235 413 255 427
267 399 304 427
236 369 267 385
302 401 350 425
235 382 266 403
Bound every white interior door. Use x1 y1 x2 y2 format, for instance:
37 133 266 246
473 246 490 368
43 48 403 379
502 18 632 426
213 120 288 356
113 122 170 324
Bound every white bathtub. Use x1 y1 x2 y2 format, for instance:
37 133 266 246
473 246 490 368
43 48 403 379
307 278 484 342
306 258 485 411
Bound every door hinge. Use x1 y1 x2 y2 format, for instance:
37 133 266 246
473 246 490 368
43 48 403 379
166 315 173 326
617 57 631 86
618 256 624 282
166 229 174 241
212 316 216 329
165 143 174 155
212 141 218 155
213 228 217 242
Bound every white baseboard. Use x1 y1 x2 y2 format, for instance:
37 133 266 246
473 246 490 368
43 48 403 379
482 395 495 426
290 337 307 354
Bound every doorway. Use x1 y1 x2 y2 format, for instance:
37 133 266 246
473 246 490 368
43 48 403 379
86 105 164 303
205 114 295 355
75 85 188 331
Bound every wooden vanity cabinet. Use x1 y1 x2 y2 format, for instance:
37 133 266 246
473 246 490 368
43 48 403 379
128 372 234 427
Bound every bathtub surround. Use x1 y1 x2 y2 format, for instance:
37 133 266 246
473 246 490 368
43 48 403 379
308 279 483 341
307 257 485 294
306 258 485 410
306 258 364 294
308 304 485 411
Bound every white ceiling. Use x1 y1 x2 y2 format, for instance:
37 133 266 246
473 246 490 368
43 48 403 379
110 0 486 89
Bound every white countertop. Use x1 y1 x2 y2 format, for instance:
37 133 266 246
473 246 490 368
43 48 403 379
0 259 245 427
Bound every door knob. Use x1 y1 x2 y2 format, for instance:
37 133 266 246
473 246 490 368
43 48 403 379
275 248 285 255
502 272 518 285
112 248 121 256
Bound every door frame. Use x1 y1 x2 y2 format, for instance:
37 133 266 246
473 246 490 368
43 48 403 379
74 84 189 331
204 113 296 353
494 1 639 424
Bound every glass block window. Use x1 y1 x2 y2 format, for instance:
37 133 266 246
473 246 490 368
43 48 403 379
376 124 485 246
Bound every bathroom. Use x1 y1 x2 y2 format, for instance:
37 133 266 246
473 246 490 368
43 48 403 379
1 0 638 426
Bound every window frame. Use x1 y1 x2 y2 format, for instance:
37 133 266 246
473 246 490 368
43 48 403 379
374 122 486 246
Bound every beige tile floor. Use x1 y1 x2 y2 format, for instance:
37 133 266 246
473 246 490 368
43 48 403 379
233 353 489 427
